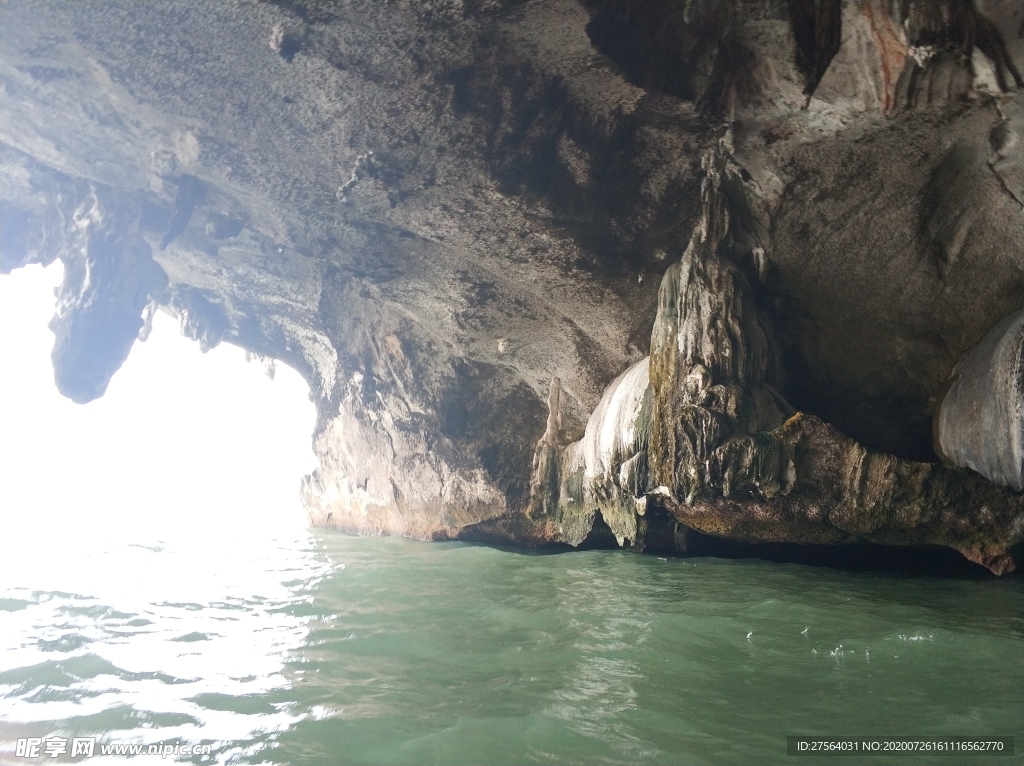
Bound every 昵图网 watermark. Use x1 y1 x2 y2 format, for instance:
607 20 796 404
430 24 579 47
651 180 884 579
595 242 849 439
14 737 213 759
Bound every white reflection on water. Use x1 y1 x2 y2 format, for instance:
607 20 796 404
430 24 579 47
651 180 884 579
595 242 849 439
0 523 329 761
0 263 324 762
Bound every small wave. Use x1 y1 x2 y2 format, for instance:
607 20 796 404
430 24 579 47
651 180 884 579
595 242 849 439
37 633 91 653
0 597 32 612
0 655 192 695
56 604 134 620
189 692 280 716
170 632 216 643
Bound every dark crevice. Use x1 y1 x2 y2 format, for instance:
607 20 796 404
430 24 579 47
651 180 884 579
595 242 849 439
577 512 620 550
788 0 843 98
585 0 733 104
159 175 201 251
778 354 940 462
664 526 998 579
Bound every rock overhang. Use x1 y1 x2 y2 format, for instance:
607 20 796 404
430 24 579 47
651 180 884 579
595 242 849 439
1 0 1022 572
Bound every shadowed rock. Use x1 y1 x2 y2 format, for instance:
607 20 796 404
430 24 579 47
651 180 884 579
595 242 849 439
159 175 200 251
49 186 168 403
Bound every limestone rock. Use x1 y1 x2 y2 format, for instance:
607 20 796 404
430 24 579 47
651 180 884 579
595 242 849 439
2 0 1023 572
48 184 169 403
936 310 1024 492
524 141 1024 574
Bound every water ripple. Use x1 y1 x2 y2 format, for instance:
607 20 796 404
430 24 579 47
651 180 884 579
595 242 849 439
0 534 1021 765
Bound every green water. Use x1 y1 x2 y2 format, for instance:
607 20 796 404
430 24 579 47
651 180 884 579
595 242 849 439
1 529 1021 765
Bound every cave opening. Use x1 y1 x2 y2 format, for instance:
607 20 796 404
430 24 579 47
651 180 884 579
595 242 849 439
0 263 318 543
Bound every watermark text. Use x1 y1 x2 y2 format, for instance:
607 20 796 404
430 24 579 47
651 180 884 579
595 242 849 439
16 737 212 759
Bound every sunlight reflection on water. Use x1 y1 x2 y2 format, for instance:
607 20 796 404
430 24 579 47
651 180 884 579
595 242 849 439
0 522 330 764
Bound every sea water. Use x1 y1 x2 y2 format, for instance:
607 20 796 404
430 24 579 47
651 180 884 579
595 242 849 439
1 526 1021 765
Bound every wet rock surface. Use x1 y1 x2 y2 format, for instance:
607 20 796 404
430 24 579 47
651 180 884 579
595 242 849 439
1 0 1022 572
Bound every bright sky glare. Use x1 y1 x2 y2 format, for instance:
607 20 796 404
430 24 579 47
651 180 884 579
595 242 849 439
0 264 317 546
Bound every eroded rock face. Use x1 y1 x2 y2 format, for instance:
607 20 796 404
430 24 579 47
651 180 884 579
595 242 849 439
1 0 1022 572
646 147 793 508
525 144 1024 575
936 310 1024 492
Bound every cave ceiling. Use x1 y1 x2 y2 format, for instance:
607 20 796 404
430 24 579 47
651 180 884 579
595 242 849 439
1 0 1022 571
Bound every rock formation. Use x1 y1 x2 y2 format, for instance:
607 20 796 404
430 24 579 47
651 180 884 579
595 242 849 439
1 0 1022 572
523 139 1024 575
936 310 1024 492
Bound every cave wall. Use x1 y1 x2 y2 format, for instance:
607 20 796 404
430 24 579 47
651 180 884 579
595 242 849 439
1 0 1022 569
